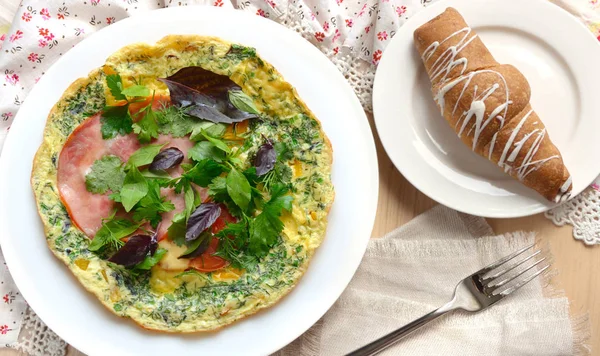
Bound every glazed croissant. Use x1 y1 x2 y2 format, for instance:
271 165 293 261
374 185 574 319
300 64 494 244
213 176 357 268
414 7 572 202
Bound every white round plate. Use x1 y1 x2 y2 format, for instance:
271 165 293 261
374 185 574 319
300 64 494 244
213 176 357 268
0 7 378 356
373 0 600 218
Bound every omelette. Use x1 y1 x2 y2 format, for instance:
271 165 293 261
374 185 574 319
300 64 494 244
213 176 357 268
31 35 334 332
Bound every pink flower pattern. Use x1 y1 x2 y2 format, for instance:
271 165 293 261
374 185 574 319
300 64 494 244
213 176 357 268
21 12 32 22
5 74 19 86
396 5 407 16
40 8 51 20
377 31 388 41
9 30 23 43
314 31 325 42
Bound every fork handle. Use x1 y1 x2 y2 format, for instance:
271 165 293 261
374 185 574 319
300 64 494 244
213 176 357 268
345 302 453 356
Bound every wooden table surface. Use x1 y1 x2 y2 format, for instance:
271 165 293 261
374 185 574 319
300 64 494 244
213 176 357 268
0 114 597 356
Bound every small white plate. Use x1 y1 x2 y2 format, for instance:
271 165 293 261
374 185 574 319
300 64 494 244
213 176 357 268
0 7 378 356
373 0 600 218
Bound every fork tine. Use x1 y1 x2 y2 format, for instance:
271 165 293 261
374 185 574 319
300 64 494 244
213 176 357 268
484 249 542 280
493 264 551 296
478 243 535 274
488 255 548 288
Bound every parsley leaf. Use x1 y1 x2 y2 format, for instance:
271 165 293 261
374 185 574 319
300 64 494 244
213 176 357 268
120 165 149 212
188 141 226 162
134 248 167 270
248 184 293 256
226 168 251 212
132 107 160 144
127 143 165 168
85 155 125 194
183 159 224 187
101 105 133 139
207 176 228 201
132 180 175 228
121 85 150 97
89 218 142 252
106 74 126 101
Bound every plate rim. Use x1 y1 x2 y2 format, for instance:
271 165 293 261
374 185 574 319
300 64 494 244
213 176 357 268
373 0 600 218
0 6 379 355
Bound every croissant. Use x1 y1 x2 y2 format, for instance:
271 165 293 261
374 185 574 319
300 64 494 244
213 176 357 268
414 7 572 203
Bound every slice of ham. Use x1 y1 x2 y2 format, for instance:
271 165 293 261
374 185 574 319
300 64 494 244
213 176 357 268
57 101 231 272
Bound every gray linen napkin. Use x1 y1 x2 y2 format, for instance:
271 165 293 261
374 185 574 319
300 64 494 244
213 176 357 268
278 205 589 356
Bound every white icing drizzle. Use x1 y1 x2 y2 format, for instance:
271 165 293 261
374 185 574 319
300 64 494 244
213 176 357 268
560 176 572 193
434 69 511 151
424 26 566 193
422 27 477 84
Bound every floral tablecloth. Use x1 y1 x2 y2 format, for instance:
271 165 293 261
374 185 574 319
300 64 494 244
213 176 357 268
1 0 600 354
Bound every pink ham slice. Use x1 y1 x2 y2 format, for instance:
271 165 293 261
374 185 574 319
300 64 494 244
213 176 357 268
57 112 195 239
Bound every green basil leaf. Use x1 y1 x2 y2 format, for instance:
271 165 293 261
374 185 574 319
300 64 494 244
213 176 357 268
202 130 231 153
184 182 195 221
189 122 226 141
127 143 166 168
134 248 167 270
121 85 150 97
228 89 259 115
226 168 251 211
120 166 149 212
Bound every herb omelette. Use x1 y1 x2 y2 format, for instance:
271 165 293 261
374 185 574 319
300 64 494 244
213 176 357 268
31 35 334 332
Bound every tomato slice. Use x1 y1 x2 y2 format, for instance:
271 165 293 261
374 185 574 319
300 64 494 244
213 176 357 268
189 206 236 272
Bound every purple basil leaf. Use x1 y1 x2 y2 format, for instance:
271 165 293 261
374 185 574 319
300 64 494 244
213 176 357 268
108 235 151 267
255 142 277 176
163 66 238 97
184 102 241 124
185 203 221 242
149 147 184 172
158 66 258 124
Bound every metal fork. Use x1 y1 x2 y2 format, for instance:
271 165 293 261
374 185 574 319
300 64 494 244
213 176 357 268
346 244 551 356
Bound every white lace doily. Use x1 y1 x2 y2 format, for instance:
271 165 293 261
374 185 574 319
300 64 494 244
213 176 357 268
546 186 600 245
